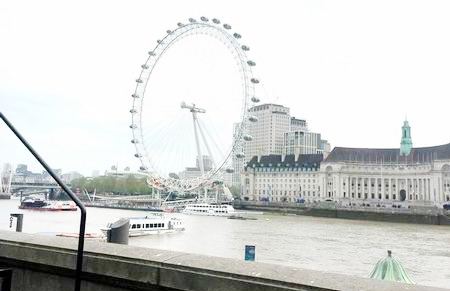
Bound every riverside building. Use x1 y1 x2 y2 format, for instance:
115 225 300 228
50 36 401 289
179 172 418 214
242 120 450 206
244 104 291 158
321 120 450 205
234 103 329 188
241 154 323 202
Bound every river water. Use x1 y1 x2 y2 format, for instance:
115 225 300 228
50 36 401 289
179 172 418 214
1 199 449 289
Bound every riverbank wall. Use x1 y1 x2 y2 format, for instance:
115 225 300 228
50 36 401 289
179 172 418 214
0 230 446 291
234 201 450 225
84 202 151 211
0 194 10 200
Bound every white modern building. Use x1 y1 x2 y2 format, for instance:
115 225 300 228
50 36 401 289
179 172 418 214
235 103 330 189
290 117 308 132
284 130 331 157
179 155 213 180
244 104 291 158
231 122 244 187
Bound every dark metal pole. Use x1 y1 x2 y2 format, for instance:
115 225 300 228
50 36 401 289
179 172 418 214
0 268 12 291
0 112 86 291
10 214 23 232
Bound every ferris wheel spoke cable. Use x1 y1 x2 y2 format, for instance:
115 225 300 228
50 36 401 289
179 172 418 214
143 115 183 174
197 118 226 165
148 115 187 174
195 118 216 170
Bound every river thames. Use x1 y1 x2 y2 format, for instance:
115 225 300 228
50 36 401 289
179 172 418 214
1 199 449 289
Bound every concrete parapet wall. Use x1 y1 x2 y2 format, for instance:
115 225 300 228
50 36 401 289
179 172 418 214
0 194 11 200
0 231 446 291
234 201 449 225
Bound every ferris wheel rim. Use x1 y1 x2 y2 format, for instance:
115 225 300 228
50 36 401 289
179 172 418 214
129 17 260 192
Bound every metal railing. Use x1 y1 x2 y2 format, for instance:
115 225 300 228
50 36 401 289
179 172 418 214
0 112 86 291
0 268 12 291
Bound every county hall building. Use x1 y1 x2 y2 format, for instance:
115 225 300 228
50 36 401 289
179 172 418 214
242 121 450 206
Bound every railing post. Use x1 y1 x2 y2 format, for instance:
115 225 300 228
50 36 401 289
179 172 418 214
0 269 12 291
0 112 86 291
9 214 23 232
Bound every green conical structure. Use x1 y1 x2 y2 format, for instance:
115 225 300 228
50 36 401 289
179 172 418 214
400 119 413 156
369 251 415 284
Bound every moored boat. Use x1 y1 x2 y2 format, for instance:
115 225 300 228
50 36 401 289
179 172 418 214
19 197 77 211
104 214 185 237
182 203 235 217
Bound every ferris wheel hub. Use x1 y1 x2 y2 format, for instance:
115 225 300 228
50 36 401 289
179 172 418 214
180 102 206 113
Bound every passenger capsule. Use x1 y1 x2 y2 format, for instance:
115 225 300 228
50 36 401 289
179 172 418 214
130 109 137 114
212 18 220 24
233 33 241 39
177 22 184 27
235 152 245 158
157 40 162 44
189 18 196 23
241 45 250 51
141 64 149 69
134 153 142 158
131 139 139 144
129 124 137 129
225 168 235 173
247 60 256 66
148 51 156 56
223 24 232 30
251 96 260 103
166 30 172 34
136 79 143 83
243 134 253 141
251 78 259 84
131 94 140 98
248 115 258 122
139 166 147 171
200 16 209 22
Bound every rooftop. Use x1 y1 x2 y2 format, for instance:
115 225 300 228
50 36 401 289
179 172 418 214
246 154 323 169
325 143 450 163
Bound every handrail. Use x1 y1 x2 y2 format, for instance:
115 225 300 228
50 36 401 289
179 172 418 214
0 268 12 291
0 112 86 291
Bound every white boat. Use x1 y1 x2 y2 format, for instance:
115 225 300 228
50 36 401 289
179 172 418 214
127 214 184 237
182 203 236 217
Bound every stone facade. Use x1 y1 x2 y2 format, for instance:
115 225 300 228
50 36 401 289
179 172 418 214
241 154 323 202
242 122 450 207
321 145 450 205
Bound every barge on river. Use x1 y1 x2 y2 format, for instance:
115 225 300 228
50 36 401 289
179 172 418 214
19 197 77 211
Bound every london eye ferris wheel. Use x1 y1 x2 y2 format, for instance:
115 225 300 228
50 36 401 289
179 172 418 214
129 17 261 193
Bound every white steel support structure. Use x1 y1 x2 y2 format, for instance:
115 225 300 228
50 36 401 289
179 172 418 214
181 102 212 201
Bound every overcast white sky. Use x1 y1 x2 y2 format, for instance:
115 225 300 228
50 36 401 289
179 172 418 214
1 0 450 176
